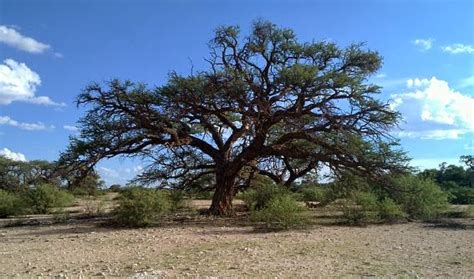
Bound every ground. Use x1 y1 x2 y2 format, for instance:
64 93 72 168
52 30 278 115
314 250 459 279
0 197 473 278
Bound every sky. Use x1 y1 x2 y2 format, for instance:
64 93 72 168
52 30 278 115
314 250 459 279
0 0 473 185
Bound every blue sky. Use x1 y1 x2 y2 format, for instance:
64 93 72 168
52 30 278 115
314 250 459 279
0 0 473 185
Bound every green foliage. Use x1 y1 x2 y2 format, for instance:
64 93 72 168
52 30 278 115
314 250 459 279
251 195 310 230
299 186 329 204
24 184 74 214
326 174 372 201
417 157 474 205
241 183 290 210
113 187 170 227
167 190 188 211
340 191 379 224
446 184 474 204
390 175 449 220
0 190 26 218
377 198 406 223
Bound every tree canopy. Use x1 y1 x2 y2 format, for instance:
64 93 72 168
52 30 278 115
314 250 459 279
59 20 408 215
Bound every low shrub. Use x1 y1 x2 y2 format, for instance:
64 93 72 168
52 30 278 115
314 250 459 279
24 184 74 214
299 186 329 204
340 191 379 225
167 189 189 211
251 194 310 230
113 187 170 227
0 190 25 218
390 176 449 220
241 183 289 210
377 197 406 223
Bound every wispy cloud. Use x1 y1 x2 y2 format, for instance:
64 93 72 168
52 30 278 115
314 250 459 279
0 115 54 131
0 25 50 54
0 59 66 106
412 38 434 51
441 43 474 54
63 125 79 133
0 147 27 161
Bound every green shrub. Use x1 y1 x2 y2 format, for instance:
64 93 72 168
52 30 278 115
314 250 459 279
340 191 379 224
0 190 25 218
241 183 289 210
167 190 188 211
25 184 74 214
390 176 449 220
448 186 474 205
113 187 170 227
378 198 406 223
300 186 329 204
251 195 310 230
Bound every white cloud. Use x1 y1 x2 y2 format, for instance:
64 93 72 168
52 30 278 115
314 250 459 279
0 59 65 106
63 125 79 133
391 77 474 140
99 167 119 178
375 73 387 79
441 43 474 54
0 115 53 131
0 25 50 54
0 148 27 162
54 52 63 58
412 38 434 51
395 129 468 140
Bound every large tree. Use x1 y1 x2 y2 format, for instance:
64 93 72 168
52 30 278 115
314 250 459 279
59 20 408 215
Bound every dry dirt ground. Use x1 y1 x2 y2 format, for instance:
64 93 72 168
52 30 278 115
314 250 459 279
0 199 473 278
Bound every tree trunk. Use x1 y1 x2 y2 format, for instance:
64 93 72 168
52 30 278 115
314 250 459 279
209 171 236 216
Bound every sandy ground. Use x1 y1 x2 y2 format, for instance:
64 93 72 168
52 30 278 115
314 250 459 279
0 200 473 278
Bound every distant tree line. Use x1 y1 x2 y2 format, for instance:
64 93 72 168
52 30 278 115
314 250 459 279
0 156 103 195
416 155 473 204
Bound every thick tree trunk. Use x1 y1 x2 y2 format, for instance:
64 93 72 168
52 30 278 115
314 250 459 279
209 171 236 216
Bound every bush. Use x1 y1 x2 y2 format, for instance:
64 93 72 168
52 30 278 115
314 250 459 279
299 186 329 204
448 186 474 205
378 198 406 223
167 190 188 211
251 195 310 230
390 176 449 220
113 187 170 227
340 191 379 224
0 190 25 218
24 184 74 214
241 183 289 210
